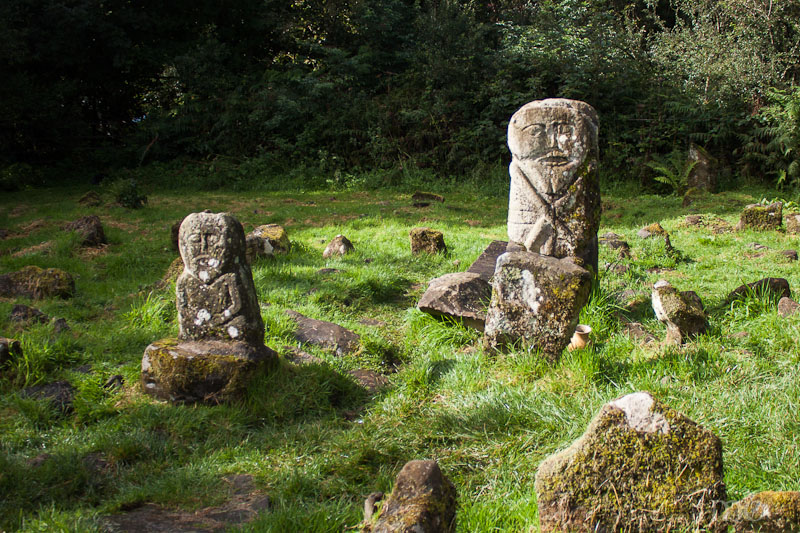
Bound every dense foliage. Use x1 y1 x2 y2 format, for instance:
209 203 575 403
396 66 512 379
2 0 800 186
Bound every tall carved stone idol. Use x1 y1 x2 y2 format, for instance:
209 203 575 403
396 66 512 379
507 98 601 270
142 212 276 403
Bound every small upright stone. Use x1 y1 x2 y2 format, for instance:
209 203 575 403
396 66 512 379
637 222 674 249
652 280 708 344
63 215 106 247
364 460 456 533
248 224 290 254
483 251 592 361
410 228 447 255
723 491 800 533
778 296 800 317
323 234 354 258
142 212 276 404
687 143 717 192
737 202 783 231
535 392 726 532
785 213 800 234
507 99 601 270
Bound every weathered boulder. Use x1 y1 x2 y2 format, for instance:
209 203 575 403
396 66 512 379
143 212 276 404
0 265 75 299
687 143 717 192
411 191 445 207
507 99 601 270
9 304 49 324
142 339 275 404
599 232 631 259
286 310 360 356
323 234 354 258
727 277 791 303
365 460 456 533
783 249 799 261
652 280 709 344
779 296 800 317
466 240 509 281
248 224 290 254
410 228 447 255
245 234 274 263
417 272 491 331
785 213 800 234
483 251 592 361
737 202 783 231
535 391 726 532
63 215 106 247
722 491 800 533
0 337 22 365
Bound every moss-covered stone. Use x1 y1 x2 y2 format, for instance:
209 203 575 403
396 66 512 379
723 491 800 532
0 265 75 299
364 460 456 533
409 228 447 255
249 224 290 254
141 339 276 404
535 392 726 532
483 251 592 361
785 213 800 234
737 202 783 231
652 280 709 344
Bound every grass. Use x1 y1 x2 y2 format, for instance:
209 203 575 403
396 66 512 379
1 172 800 530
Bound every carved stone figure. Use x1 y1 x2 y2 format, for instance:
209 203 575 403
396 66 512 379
176 212 264 345
507 98 601 270
142 212 275 404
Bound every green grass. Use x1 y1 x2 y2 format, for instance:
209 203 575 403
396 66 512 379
1 175 800 531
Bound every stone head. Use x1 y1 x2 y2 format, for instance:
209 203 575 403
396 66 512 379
179 212 245 283
508 99 598 198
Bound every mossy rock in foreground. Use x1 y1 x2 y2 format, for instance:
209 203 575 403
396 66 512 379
723 491 800 532
535 391 726 532
141 339 276 404
737 202 783 231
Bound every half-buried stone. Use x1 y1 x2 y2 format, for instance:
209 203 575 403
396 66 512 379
723 491 800 532
483 251 592 361
535 391 726 532
417 272 491 331
141 212 276 404
651 279 709 344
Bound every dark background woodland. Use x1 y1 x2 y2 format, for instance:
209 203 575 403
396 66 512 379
2 0 799 190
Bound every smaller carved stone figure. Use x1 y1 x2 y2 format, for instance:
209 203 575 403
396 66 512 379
507 98 601 269
176 212 264 345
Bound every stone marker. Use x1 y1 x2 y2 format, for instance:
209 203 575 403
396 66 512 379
783 249 799 261
323 234 354 258
652 280 709 344
63 215 106 247
0 265 75 299
410 228 447 255
599 232 630 259
466 240 509 281
687 143 717 192
248 224 290 254
9 304 49 324
417 272 491 331
637 222 674 251
785 213 800 234
363 460 456 533
483 251 592 360
535 391 726 532
727 277 791 303
285 310 360 356
722 491 800 532
737 202 783 231
142 212 276 404
507 98 601 270
0 337 22 365
778 296 800 317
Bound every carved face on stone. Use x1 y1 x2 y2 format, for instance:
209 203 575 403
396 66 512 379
179 212 243 283
508 99 598 198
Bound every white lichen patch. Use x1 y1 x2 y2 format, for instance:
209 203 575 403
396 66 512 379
610 392 671 434
199 270 210 282
521 269 543 313
227 326 239 338
208 258 219 267
195 308 211 325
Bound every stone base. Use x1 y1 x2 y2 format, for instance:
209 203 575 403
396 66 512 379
141 339 276 404
417 272 491 332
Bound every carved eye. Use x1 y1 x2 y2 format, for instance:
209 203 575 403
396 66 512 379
189 234 201 243
523 123 546 137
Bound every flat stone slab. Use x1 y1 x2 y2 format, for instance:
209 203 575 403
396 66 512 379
466 240 509 281
417 272 491 331
285 310 360 356
723 491 800 532
141 339 276 404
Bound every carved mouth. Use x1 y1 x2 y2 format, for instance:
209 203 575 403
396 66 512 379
537 154 570 165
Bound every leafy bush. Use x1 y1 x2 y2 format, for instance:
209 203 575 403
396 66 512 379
645 150 698 196
109 178 148 209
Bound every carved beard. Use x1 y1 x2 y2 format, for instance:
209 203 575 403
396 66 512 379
515 156 582 200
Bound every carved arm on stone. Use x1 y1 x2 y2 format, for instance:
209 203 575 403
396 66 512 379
208 274 242 327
